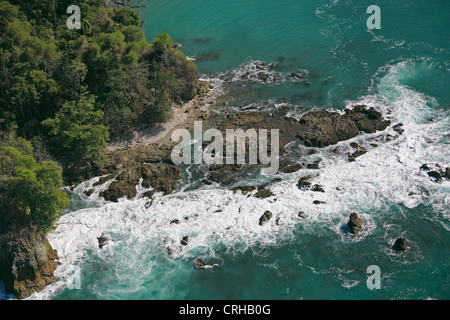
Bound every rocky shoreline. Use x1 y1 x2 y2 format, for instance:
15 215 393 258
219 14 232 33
0 201 59 299
3 79 448 299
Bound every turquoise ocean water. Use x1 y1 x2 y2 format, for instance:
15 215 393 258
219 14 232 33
9 0 449 300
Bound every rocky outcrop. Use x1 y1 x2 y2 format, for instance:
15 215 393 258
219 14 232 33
297 105 390 148
259 211 273 226
0 204 59 299
99 163 181 202
347 213 364 235
420 163 450 183
392 238 408 252
344 105 391 134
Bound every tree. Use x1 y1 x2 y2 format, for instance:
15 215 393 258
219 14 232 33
0 131 69 232
42 92 109 165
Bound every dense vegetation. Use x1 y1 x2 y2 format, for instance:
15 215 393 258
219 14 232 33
0 130 70 232
0 0 199 231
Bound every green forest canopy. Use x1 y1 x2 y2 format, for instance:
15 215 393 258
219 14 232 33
0 0 199 231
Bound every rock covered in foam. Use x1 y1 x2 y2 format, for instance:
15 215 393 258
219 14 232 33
97 233 109 249
259 211 273 226
420 163 450 183
194 258 222 269
99 163 181 202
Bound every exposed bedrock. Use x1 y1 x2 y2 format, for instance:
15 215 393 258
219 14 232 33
297 105 391 148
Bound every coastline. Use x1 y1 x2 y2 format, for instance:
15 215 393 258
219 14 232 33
105 81 215 154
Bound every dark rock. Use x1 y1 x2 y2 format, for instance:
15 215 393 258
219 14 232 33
100 163 181 202
180 236 189 246
351 148 367 159
297 110 359 147
259 211 273 226
0 205 59 299
347 213 364 235
93 174 115 187
257 72 270 82
170 219 180 224
280 163 303 173
311 184 325 192
392 238 408 252
420 163 449 183
298 175 314 190
344 105 390 134
100 180 137 202
306 160 321 169
194 258 222 269
298 211 307 219
428 171 442 181
144 200 153 208
289 72 307 81
392 123 404 135
83 189 94 197
348 144 368 161
297 105 390 148
232 185 256 194
97 233 108 249
254 189 274 199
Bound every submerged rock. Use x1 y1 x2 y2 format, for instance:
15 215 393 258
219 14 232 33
392 238 408 252
194 258 222 269
347 213 364 235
